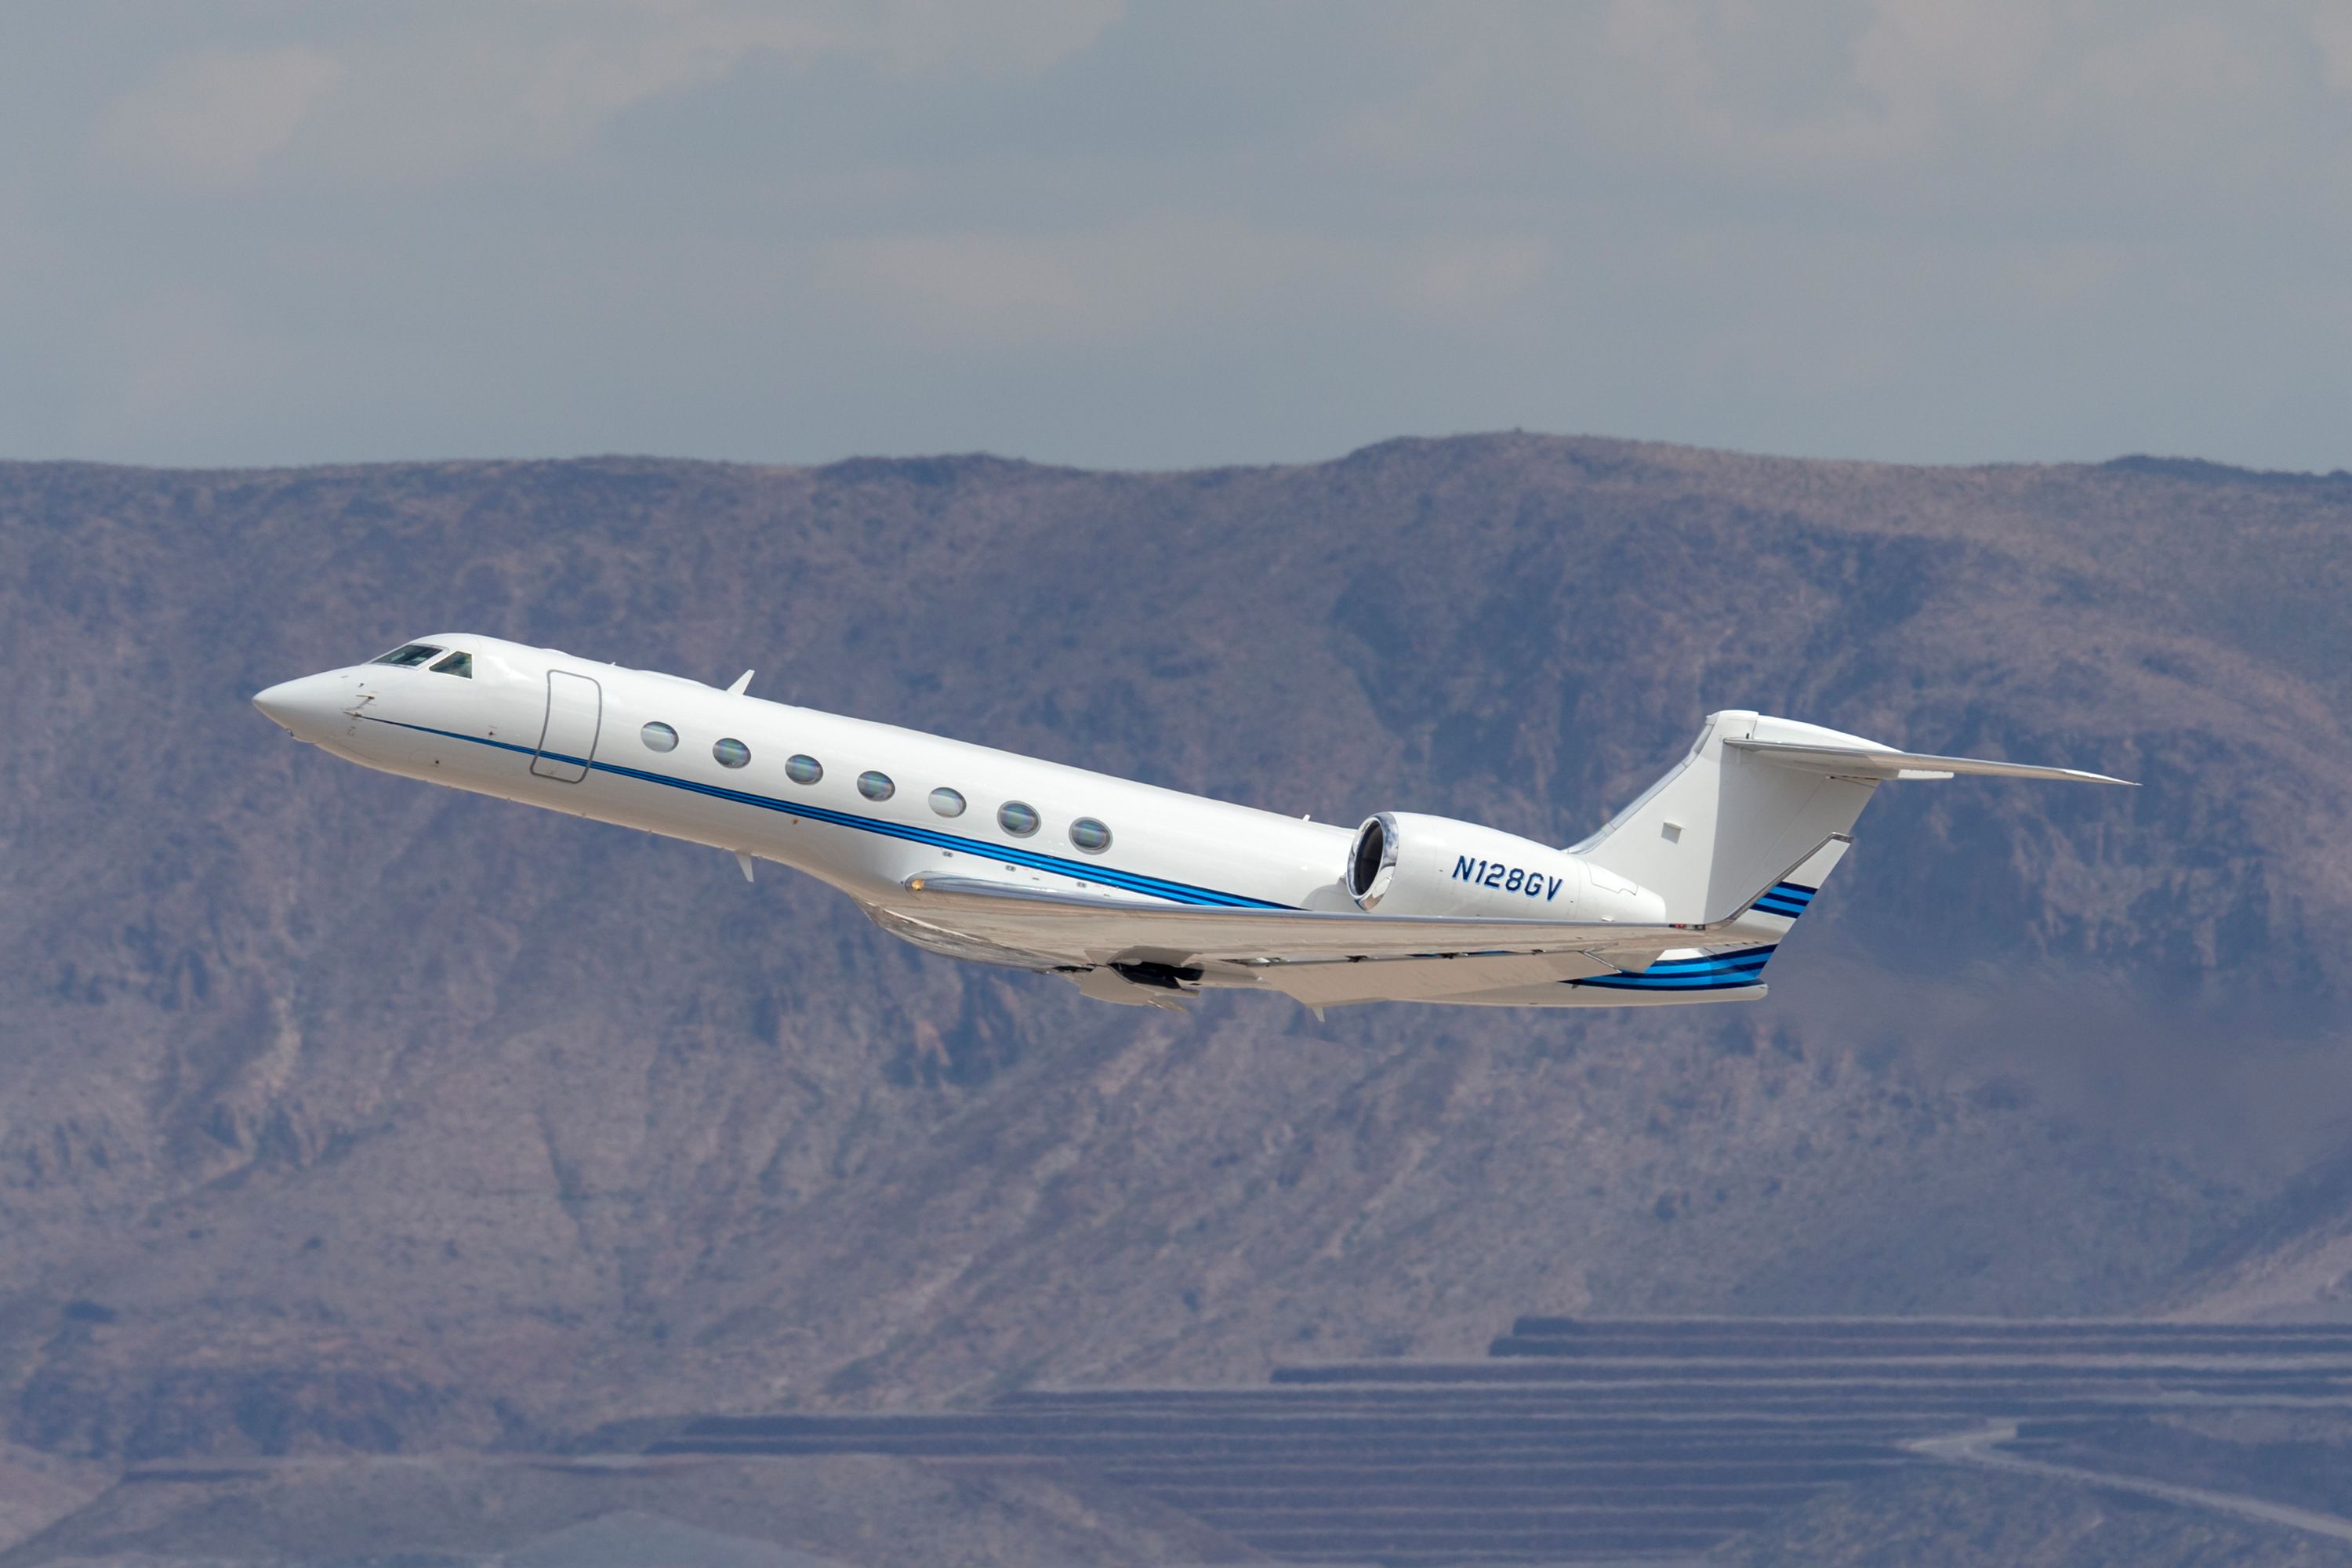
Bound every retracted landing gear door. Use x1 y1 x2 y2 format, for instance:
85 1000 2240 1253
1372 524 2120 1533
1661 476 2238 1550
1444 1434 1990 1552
531 671 601 782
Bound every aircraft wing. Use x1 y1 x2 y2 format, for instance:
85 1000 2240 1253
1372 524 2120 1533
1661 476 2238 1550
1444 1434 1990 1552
890 877 1677 963
886 852 1819 970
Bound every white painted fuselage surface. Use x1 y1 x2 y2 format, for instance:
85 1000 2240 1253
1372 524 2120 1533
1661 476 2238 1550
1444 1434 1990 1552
253 633 2130 1011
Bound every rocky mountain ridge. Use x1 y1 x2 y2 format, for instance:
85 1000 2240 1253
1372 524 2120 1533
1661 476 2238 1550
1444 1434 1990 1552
2 435 2348 1500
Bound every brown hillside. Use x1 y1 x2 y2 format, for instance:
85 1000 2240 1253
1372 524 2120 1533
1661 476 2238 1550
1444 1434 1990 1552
2 434 2348 1477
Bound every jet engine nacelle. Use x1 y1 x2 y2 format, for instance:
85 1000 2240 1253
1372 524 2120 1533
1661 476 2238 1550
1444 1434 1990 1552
1344 811 1668 924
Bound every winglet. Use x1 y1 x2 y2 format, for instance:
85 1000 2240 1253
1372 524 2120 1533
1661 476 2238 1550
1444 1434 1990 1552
727 670 755 696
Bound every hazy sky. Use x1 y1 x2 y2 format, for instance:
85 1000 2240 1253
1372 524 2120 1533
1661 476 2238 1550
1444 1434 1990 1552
5 1 2350 472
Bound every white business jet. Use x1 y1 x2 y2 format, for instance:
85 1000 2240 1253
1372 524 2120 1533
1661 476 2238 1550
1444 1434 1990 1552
253 634 2130 1011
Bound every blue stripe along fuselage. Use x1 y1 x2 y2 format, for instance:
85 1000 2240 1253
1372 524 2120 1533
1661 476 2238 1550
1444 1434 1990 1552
366 716 1294 909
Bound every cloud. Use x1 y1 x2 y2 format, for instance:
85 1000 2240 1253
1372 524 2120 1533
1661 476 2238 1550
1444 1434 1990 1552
94 45 344 188
2321 2 2352 92
1392 238 1553 319
1337 0 2345 203
815 218 1552 349
20 0 2352 471
442 0 1123 165
73 282 292 449
819 219 1332 348
1850 0 2051 107
89 0 1122 189
2080 13 2268 107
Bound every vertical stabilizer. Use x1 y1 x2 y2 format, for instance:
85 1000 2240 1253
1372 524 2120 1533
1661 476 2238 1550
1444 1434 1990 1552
1570 712 1883 924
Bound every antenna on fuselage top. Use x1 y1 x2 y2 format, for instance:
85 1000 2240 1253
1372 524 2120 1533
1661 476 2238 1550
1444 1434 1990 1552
727 670 754 695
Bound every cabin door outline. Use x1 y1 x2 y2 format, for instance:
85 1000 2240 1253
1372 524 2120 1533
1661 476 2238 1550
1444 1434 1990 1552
531 671 602 782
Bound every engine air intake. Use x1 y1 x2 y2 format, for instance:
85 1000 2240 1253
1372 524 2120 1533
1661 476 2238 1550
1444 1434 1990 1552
1347 813 1399 909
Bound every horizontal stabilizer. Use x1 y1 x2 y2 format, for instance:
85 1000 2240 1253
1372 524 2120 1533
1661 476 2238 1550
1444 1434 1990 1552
1725 739 2134 786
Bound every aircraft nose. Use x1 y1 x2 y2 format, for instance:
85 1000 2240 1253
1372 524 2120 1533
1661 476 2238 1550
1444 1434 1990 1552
252 672 348 741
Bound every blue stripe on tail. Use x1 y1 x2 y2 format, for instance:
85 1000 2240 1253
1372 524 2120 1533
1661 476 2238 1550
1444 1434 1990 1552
1568 877 1822 992
1570 946 1777 991
1751 880 1817 919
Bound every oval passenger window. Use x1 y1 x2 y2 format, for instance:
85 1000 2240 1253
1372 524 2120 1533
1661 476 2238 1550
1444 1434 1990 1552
929 786 966 817
998 801 1040 837
713 738 750 768
1069 817 1112 853
786 754 822 785
858 771 895 802
641 722 678 753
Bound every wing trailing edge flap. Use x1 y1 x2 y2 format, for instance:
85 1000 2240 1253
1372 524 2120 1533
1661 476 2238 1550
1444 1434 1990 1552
1261 949 1618 1008
892 835 1848 971
1725 738 2135 786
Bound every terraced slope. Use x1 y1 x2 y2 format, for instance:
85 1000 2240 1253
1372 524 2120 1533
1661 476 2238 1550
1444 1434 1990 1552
641 1317 2352 1565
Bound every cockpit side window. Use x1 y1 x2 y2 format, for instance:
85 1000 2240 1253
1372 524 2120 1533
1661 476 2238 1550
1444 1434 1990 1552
372 644 444 667
430 651 473 678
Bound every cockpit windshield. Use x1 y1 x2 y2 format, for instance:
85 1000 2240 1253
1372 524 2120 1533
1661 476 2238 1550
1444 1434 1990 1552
371 644 444 667
430 651 473 678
